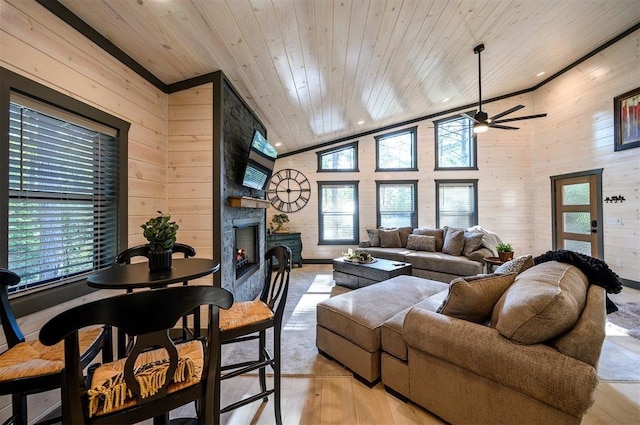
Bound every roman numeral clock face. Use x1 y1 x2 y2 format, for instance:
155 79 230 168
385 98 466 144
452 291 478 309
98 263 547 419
268 169 311 213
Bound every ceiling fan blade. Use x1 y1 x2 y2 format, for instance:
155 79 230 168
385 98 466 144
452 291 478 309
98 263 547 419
489 124 519 130
489 105 525 121
461 112 480 123
493 113 548 124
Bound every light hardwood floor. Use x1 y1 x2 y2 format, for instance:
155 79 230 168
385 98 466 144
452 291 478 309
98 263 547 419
200 266 640 425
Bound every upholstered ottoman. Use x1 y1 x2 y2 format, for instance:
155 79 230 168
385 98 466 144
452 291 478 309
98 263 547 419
316 275 447 384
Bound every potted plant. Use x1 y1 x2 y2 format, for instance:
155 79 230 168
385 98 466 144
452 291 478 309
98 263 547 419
496 242 514 262
141 211 179 271
271 213 289 233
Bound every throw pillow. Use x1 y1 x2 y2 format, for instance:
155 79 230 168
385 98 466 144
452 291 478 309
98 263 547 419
462 231 484 257
437 273 517 323
494 254 535 275
412 228 444 251
379 229 402 248
492 261 589 344
442 228 465 256
398 226 414 247
406 234 436 251
366 229 381 247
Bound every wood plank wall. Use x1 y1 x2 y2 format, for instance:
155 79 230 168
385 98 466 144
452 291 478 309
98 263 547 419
273 31 640 284
1 1 168 421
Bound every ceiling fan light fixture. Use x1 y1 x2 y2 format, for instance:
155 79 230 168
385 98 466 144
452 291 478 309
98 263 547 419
474 122 489 133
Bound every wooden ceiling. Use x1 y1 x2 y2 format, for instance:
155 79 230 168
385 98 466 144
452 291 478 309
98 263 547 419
53 0 640 153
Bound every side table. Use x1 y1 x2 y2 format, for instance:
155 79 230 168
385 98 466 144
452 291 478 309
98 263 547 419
483 256 506 273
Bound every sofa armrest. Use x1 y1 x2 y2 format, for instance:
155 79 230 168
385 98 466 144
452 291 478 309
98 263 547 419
466 247 493 263
403 308 599 417
358 241 371 248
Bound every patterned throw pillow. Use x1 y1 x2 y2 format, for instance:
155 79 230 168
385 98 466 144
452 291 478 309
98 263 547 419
495 254 535 275
413 228 445 251
366 229 381 247
442 227 465 256
437 273 517 323
463 231 484 257
379 229 402 248
406 234 436 251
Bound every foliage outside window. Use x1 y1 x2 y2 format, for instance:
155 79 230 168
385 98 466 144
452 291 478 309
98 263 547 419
377 181 418 228
318 181 359 245
317 142 358 172
434 114 477 169
375 127 417 171
6 94 120 295
435 180 478 229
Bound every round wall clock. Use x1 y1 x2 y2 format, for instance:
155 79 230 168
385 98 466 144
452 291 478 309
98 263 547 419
268 169 311 213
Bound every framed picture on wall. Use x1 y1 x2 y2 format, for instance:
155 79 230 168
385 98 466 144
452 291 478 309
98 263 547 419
614 87 640 151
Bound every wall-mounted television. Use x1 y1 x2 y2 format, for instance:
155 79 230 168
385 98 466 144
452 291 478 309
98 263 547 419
241 130 278 191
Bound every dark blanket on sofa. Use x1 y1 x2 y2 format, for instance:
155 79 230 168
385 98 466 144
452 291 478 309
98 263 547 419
534 250 622 313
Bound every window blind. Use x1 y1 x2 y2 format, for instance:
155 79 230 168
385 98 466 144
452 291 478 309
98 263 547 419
319 183 358 243
438 182 476 229
8 97 119 294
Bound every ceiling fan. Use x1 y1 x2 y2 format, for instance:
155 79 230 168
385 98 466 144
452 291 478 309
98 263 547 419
462 44 547 132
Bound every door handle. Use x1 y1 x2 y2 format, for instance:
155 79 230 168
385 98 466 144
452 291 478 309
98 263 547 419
591 219 597 233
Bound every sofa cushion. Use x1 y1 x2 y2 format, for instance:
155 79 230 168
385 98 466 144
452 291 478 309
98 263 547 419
413 228 444 251
495 254 535 275
366 229 381 247
406 234 436 252
462 231 484 257
492 261 589 344
379 229 402 248
317 275 447 352
381 289 448 360
437 273 517 323
442 227 465 256
405 251 484 276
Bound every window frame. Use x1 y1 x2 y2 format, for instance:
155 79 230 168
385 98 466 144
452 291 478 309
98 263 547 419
316 141 359 172
317 180 359 245
434 113 478 170
435 179 479 229
375 126 418 171
376 180 418 229
0 67 129 318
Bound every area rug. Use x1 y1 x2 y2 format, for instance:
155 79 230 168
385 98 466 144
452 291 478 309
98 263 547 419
606 301 640 339
221 271 351 376
598 339 640 381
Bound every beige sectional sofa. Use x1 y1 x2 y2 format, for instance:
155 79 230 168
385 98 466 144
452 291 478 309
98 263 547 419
358 226 498 282
316 260 606 425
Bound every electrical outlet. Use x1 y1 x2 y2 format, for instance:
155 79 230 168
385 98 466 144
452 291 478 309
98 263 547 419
615 259 622 267
605 217 622 225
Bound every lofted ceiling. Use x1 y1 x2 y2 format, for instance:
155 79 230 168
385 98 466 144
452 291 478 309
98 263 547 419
52 0 640 153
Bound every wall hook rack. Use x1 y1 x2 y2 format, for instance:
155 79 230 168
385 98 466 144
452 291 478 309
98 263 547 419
604 195 626 203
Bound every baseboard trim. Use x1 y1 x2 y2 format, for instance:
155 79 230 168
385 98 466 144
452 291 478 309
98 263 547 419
303 259 333 264
621 277 640 290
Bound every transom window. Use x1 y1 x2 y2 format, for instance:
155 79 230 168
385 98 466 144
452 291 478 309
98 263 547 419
375 127 417 171
317 142 358 172
318 181 359 245
376 181 418 228
434 114 477 169
435 180 478 229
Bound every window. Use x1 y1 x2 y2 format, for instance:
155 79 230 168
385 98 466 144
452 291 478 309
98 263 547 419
1 68 128 312
318 181 359 244
434 114 477 169
435 180 478 228
317 142 358 172
375 127 417 171
376 180 418 228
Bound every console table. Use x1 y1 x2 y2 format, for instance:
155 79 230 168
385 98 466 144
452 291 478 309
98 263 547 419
267 232 303 267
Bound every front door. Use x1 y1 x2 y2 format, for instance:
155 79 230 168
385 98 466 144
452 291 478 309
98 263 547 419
551 170 603 258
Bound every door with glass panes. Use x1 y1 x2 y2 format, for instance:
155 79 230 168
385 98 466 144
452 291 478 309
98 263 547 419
552 171 602 258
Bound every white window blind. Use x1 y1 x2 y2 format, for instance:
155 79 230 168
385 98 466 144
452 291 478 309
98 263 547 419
437 181 477 229
8 96 119 294
318 182 358 244
378 182 417 228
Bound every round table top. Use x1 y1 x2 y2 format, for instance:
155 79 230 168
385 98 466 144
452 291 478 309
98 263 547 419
483 256 506 266
86 258 219 290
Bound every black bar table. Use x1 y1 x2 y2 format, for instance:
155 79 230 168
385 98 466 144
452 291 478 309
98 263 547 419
87 258 220 358
86 258 219 290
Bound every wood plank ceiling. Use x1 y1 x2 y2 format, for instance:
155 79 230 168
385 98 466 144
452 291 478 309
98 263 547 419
54 0 640 153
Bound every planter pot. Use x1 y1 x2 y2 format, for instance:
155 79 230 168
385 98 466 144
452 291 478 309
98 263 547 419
498 251 514 262
148 249 173 272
